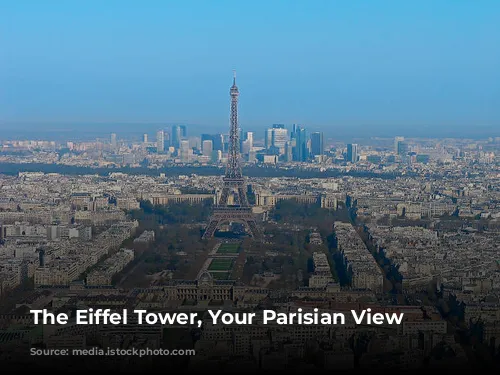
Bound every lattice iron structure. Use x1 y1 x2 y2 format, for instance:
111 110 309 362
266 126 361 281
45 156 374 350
202 72 260 240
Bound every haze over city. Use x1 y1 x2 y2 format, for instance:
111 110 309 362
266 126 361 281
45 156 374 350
1 0 499 139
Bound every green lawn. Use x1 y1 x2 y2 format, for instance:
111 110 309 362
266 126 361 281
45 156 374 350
208 258 233 271
216 243 240 254
210 272 231 280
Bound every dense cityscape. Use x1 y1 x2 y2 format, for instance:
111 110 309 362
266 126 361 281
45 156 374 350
3 0 499 371
1 122 497 171
0 73 499 371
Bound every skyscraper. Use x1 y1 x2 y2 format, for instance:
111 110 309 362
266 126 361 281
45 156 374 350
180 125 187 138
265 128 273 149
241 131 253 155
163 131 171 148
202 140 213 156
271 127 288 154
285 141 293 162
213 134 223 152
171 125 182 148
143 133 148 143
202 134 224 152
397 141 409 156
180 140 190 161
394 136 404 154
243 131 253 145
292 126 307 162
310 132 324 157
110 133 117 149
188 136 201 150
211 150 222 163
265 124 287 153
156 130 164 152
201 133 210 143
347 143 358 163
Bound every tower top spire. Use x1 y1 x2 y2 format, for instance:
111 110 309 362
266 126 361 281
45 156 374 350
230 70 239 96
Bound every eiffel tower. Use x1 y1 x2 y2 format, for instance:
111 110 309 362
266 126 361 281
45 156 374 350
202 72 260 240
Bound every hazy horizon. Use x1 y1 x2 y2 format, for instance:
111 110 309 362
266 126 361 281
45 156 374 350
1 1 499 137
0 121 496 143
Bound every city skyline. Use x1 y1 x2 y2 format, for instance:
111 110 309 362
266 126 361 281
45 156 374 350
0 121 496 143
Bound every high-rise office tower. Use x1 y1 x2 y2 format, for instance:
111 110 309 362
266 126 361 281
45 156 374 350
265 128 273 149
143 134 148 143
164 131 171 148
347 143 358 163
180 140 190 161
213 134 224 152
222 134 230 152
201 133 210 143
110 133 117 149
202 133 224 152
241 131 253 156
265 125 286 152
310 132 324 157
271 127 288 154
395 136 404 154
171 125 187 148
171 125 181 148
211 149 222 163
292 126 307 162
285 141 293 162
241 140 251 155
397 141 409 156
243 131 253 146
156 130 165 152
188 136 200 150
202 140 213 156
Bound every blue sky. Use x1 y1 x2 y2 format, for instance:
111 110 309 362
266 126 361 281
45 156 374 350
0 0 499 137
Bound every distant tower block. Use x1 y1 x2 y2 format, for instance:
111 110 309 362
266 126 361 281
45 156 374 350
202 72 260 240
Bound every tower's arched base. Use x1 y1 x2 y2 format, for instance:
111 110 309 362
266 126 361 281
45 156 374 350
202 207 260 240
